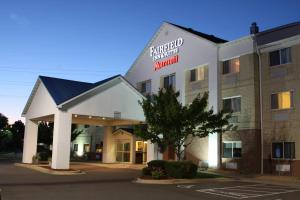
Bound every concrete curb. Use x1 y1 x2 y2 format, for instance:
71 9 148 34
134 177 230 184
14 163 85 175
71 162 145 170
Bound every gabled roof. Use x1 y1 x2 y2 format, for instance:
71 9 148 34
113 128 134 135
169 23 228 43
39 75 121 105
22 74 145 116
256 21 300 45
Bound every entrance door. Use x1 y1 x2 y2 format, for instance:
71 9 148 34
135 141 147 164
116 141 131 162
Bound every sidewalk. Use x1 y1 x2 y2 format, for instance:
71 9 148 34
208 169 300 188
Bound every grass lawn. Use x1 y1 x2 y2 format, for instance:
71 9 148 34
196 172 223 178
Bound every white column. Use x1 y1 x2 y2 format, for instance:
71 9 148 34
146 140 155 162
51 110 72 169
102 126 115 163
22 119 38 163
131 137 136 164
208 56 220 168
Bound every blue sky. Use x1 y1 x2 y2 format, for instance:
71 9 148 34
0 0 300 123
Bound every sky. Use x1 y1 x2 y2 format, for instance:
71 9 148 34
0 0 300 124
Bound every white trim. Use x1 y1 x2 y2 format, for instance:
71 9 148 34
222 95 241 100
58 76 145 108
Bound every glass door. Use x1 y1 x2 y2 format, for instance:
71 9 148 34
116 141 131 162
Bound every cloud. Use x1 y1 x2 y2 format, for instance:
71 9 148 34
9 13 30 27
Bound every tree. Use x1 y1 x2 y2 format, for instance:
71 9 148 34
10 120 25 151
38 122 54 145
0 113 10 151
135 87 234 160
38 122 84 145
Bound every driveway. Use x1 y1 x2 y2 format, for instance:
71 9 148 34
1 160 300 200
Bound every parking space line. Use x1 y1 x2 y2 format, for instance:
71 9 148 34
196 183 263 191
195 184 300 199
199 190 250 199
244 190 300 199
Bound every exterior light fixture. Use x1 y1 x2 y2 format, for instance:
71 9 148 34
74 114 78 118
88 116 92 119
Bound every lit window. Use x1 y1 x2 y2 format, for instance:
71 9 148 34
222 58 240 74
83 144 90 153
272 142 295 159
269 48 292 66
271 91 293 110
223 141 242 158
190 67 205 82
223 96 241 113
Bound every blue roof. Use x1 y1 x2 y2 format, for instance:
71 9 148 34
39 74 121 105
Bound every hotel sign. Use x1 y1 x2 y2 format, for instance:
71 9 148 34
149 37 183 71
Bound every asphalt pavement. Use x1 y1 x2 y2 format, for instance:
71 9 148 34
0 160 299 200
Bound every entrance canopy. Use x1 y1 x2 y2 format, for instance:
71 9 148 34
22 75 146 169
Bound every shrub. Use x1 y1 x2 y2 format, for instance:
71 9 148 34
165 161 198 178
147 160 167 170
142 167 151 176
151 168 167 180
38 151 50 161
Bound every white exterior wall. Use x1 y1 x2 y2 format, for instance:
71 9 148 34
68 82 144 121
219 36 254 60
125 23 255 167
24 81 57 120
125 23 220 166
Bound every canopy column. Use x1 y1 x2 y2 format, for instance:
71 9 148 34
22 119 38 163
51 110 72 169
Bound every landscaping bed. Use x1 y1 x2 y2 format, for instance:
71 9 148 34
140 160 223 180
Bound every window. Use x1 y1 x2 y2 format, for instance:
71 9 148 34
223 141 242 158
269 48 291 66
163 74 176 89
190 67 205 82
95 142 103 153
272 142 295 159
138 80 151 95
116 141 131 162
222 57 240 74
83 144 90 153
271 91 293 110
73 144 78 152
223 96 241 113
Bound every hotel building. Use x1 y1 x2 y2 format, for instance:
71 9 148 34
22 21 300 175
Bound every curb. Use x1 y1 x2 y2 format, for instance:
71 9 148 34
134 177 230 185
14 163 85 175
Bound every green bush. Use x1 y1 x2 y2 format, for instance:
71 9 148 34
38 151 50 161
151 168 167 180
142 167 151 176
147 160 167 170
165 161 198 178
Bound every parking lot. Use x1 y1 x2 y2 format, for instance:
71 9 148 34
177 183 300 199
1 160 300 200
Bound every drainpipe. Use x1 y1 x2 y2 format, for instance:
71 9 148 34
252 34 264 175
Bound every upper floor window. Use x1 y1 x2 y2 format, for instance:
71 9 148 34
223 141 242 158
190 67 205 82
222 57 240 74
163 73 176 89
223 96 241 113
269 47 291 66
272 142 295 159
271 91 293 110
137 80 151 95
